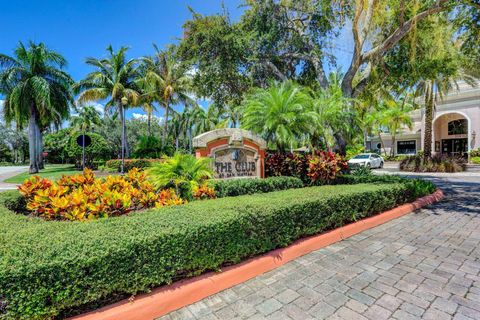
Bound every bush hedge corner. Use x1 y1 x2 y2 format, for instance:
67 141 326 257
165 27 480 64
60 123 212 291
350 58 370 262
0 179 435 319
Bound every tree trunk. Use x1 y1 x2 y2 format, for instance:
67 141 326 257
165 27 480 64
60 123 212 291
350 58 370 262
423 83 434 158
147 112 152 136
119 102 126 173
378 132 387 157
163 103 170 145
391 135 396 157
28 105 39 174
37 125 44 169
333 132 347 156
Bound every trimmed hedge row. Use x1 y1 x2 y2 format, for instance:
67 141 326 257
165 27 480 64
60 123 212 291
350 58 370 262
104 158 162 172
210 176 304 198
0 181 435 319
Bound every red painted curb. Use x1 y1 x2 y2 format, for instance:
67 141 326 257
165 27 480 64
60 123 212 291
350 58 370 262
71 189 444 320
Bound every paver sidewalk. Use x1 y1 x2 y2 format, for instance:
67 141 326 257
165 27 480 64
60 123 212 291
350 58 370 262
160 176 480 319
0 166 28 191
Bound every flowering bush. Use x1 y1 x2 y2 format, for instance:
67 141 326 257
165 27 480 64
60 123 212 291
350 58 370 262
265 152 308 179
193 184 216 200
307 151 348 184
265 151 347 184
18 168 184 221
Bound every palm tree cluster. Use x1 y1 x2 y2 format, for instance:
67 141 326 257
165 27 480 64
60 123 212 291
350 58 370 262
241 76 358 153
0 41 73 173
0 42 199 173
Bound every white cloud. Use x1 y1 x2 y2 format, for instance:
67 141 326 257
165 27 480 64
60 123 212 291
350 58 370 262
71 102 105 117
132 113 164 122
90 102 105 115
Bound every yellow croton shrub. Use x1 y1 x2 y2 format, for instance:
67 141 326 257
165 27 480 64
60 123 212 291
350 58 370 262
18 168 184 221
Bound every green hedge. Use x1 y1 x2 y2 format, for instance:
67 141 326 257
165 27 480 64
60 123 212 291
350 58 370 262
104 158 162 172
210 176 304 198
0 181 435 319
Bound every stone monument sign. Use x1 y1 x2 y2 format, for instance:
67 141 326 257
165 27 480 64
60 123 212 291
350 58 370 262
193 128 267 179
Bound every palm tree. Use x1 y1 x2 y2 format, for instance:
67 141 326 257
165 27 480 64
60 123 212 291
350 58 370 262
70 105 102 133
416 72 476 157
310 74 355 151
147 153 213 199
241 81 316 152
74 45 139 173
139 45 192 144
382 96 414 157
0 41 73 173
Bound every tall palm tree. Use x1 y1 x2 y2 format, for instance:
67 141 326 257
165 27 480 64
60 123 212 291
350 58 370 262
139 45 192 144
74 45 139 173
416 72 476 157
241 81 316 152
0 41 73 173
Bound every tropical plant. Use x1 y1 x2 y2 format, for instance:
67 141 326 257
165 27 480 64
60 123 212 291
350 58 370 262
309 73 357 152
147 153 213 200
242 81 316 151
382 96 415 157
19 168 184 221
400 154 466 172
307 151 348 184
0 41 73 173
138 45 192 143
133 135 163 158
74 45 140 172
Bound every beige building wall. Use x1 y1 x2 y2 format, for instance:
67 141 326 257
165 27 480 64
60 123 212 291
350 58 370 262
369 83 480 156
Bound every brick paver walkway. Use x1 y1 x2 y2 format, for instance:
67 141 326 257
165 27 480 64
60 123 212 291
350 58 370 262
160 176 480 320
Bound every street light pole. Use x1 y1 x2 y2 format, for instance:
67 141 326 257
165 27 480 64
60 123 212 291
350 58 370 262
121 97 128 174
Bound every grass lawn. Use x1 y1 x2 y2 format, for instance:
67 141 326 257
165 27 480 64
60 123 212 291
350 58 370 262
4 164 80 183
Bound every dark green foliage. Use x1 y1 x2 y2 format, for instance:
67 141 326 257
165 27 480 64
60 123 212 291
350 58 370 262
210 176 304 198
133 135 163 159
350 165 373 177
0 181 434 319
1 191 26 213
65 132 112 169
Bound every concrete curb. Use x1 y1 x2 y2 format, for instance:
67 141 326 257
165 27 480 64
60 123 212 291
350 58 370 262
71 189 444 320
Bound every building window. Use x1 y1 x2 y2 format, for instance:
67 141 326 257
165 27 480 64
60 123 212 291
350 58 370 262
448 119 467 135
397 140 416 155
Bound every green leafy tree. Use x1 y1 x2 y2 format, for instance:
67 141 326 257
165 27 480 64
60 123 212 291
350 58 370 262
147 153 213 199
178 11 251 122
242 81 316 152
70 105 102 133
74 45 140 171
44 129 71 163
65 132 111 168
0 41 73 173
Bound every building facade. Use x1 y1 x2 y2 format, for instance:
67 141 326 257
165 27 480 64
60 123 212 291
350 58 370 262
368 82 480 157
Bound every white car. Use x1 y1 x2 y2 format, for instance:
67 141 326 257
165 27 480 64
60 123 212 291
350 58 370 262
348 153 384 169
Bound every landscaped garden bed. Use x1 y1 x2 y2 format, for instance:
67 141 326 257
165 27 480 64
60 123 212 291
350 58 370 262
399 154 467 172
0 175 435 319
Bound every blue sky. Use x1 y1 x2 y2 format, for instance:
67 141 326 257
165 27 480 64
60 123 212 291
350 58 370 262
0 0 353 120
